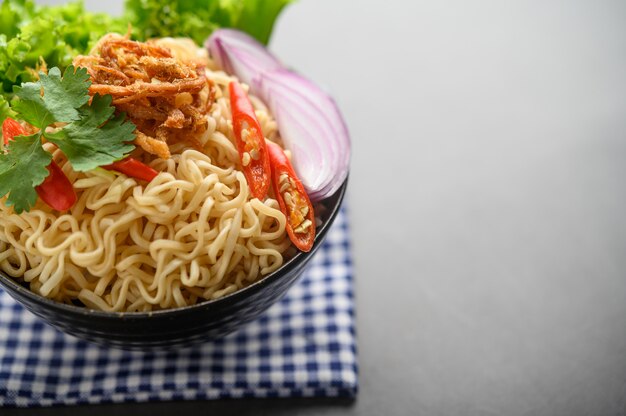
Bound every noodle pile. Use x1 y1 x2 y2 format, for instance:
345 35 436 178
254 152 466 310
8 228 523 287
0 41 293 312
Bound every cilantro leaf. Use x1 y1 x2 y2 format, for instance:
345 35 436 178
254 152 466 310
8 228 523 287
40 66 92 118
46 94 135 171
0 132 50 213
12 65 91 128
1 66 136 213
11 81 55 128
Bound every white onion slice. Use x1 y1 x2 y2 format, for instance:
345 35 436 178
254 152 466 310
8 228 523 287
206 29 350 200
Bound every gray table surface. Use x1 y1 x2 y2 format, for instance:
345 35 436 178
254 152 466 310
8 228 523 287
12 0 626 415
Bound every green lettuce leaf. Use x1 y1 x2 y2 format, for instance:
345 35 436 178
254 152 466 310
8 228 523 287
233 0 293 45
124 0 293 46
0 0 125 96
1 0 291 99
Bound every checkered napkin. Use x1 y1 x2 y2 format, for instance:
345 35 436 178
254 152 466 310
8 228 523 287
0 207 357 407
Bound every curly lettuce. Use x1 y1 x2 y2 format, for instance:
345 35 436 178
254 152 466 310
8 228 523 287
0 0 125 95
124 0 293 46
0 0 292 212
0 0 291 99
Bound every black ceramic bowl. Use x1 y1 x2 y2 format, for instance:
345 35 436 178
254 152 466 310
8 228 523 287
0 179 347 350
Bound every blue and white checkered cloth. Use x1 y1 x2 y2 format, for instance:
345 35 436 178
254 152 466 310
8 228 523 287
0 207 357 407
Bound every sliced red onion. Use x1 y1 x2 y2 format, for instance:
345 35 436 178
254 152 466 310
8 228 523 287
206 29 350 201
258 69 350 199
205 29 282 89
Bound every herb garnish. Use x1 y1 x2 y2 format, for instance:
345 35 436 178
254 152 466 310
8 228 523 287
0 66 135 213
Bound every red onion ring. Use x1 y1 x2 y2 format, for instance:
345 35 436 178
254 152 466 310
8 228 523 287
206 29 350 201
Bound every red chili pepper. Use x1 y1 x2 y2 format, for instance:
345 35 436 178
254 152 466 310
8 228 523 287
103 157 158 182
266 140 316 252
2 117 23 146
229 81 270 200
35 163 77 212
2 118 76 211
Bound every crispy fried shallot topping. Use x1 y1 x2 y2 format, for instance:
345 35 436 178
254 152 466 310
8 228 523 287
73 33 215 159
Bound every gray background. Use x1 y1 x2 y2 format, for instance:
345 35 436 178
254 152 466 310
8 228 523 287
14 0 626 415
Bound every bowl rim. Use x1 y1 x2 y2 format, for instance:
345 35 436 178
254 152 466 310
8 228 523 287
0 177 348 320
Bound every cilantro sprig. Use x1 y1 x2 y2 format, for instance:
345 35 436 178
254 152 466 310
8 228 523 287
0 133 51 213
0 65 135 213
